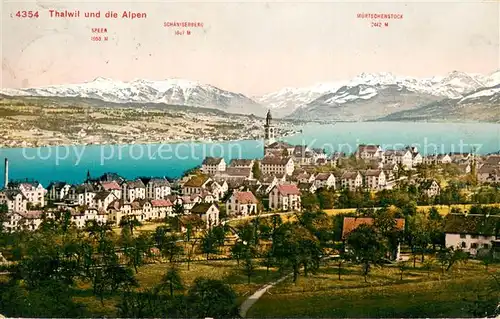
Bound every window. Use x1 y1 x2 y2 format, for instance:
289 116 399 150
460 234 466 239
471 243 478 249
461 242 467 248
483 244 489 249
471 235 478 239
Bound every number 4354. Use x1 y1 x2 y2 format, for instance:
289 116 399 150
15 11 40 18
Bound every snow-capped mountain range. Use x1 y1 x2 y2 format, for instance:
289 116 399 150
2 70 500 121
1 77 266 116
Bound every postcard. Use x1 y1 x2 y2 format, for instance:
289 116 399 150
0 0 499 318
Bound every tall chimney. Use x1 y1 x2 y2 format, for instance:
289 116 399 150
4 158 8 189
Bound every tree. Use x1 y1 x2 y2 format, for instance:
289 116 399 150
124 233 152 273
119 216 142 236
346 224 386 282
200 229 219 261
273 223 322 283
317 188 335 209
230 241 246 266
252 161 262 180
186 278 239 318
301 193 320 211
172 203 184 217
159 267 184 297
242 250 256 284
398 261 409 280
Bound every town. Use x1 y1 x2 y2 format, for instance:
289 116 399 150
0 110 499 318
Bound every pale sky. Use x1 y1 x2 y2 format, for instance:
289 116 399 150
1 0 499 95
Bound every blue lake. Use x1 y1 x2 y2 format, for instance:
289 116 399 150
1 121 499 187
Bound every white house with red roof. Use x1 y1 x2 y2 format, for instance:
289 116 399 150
151 199 173 219
226 191 260 217
100 181 122 199
269 184 301 212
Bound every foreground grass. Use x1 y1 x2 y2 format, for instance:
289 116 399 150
248 260 500 318
72 259 281 317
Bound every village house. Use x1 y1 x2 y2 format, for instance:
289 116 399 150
269 184 301 212
294 170 316 184
444 214 500 256
449 152 472 163
363 169 386 190
264 141 296 157
217 167 253 181
206 180 228 201
341 171 363 191
190 203 220 228
384 149 413 169
229 159 255 168
356 144 384 160
107 200 132 226
260 156 295 176
342 217 406 260
122 179 146 203
298 182 317 194
7 181 46 208
292 145 314 166
258 175 280 194
150 199 174 220
419 179 441 197
47 182 71 201
0 189 28 212
100 181 122 199
477 165 500 184
226 191 259 217
201 157 226 175
313 173 336 189
66 184 96 206
437 154 452 164
458 162 472 174
144 177 171 199
484 155 500 166
412 152 423 167
182 175 212 195
93 191 118 210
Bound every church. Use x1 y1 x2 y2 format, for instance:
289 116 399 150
263 110 295 157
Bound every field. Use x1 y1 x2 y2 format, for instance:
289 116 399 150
70 259 281 317
248 259 500 318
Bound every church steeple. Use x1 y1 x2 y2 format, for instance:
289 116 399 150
266 109 272 126
264 109 275 147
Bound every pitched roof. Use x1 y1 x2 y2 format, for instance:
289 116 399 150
191 203 216 214
47 181 67 190
127 179 146 189
419 179 439 189
94 191 112 201
101 181 121 191
229 159 254 167
277 184 300 196
3 189 26 200
364 169 383 177
18 210 44 219
147 177 171 187
267 141 293 149
233 191 258 204
202 157 224 165
297 182 315 191
358 144 380 153
184 175 210 188
151 199 173 207
315 173 333 181
225 167 252 177
261 156 292 165
342 217 406 239
341 171 360 180
443 214 500 236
